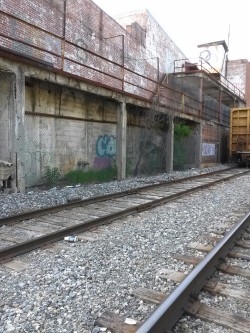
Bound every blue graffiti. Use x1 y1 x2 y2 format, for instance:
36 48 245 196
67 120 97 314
96 135 116 157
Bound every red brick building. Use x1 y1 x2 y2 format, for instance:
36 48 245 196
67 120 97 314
0 0 246 191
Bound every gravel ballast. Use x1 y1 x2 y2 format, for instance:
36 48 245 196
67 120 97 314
0 164 250 333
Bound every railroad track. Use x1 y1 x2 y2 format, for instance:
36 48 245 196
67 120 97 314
96 208 250 333
0 167 249 264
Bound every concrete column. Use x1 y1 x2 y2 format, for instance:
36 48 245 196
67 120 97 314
166 114 174 172
15 67 26 192
0 69 25 192
199 76 203 117
0 72 15 162
217 125 221 163
195 122 202 167
218 89 222 123
116 101 127 180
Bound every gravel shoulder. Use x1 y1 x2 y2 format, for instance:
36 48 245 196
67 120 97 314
0 164 250 333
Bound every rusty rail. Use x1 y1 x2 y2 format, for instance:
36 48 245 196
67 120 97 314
136 210 250 332
0 168 249 263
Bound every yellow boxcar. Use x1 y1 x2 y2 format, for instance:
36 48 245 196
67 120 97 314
230 108 250 165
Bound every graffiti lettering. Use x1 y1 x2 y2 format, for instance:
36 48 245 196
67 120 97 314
93 156 112 170
96 135 116 157
202 143 215 156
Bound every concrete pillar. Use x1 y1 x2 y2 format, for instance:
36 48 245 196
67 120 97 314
0 72 15 162
0 69 25 192
217 125 221 163
15 67 26 192
218 89 222 123
166 114 174 172
116 101 127 180
195 122 202 167
199 76 203 117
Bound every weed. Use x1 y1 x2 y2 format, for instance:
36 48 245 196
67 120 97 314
43 166 61 186
174 122 192 169
64 167 117 184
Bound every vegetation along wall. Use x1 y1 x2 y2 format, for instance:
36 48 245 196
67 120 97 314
24 79 117 186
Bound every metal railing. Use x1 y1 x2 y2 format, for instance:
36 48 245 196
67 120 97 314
174 57 245 101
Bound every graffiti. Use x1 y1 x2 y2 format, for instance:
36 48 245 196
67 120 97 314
96 135 116 157
202 143 215 156
24 151 57 176
75 38 88 62
93 156 112 170
199 44 226 75
200 49 213 62
134 139 163 176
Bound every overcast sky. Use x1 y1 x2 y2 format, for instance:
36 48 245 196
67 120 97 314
92 0 249 61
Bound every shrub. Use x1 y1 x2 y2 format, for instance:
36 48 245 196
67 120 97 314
174 122 192 169
43 166 61 186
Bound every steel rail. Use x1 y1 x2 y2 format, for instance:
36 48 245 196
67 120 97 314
136 212 250 332
0 169 249 263
0 167 240 226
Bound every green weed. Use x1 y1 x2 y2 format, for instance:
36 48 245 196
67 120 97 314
43 166 61 186
64 167 117 184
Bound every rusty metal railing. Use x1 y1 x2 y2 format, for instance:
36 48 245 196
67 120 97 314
0 7 231 125
174 57 245 101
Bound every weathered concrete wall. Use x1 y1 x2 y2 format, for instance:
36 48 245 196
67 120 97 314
24 78 174 185
0 66 26 191
25 79 117 186
0 68 26 191
172 121 199 170
126 109 168 175
127 125 166 176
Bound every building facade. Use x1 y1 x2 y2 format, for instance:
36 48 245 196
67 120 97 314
0 0 245 191
227 59 250 105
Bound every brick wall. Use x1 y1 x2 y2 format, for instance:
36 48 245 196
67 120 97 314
116 10 186 74
245 62 250 106
0 0 185 99
0 0 64 36
201 124 219 163
227 59 247 98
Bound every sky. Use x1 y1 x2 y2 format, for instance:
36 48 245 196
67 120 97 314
92 0 249 61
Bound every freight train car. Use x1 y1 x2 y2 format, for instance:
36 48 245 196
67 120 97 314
230 108 250 166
